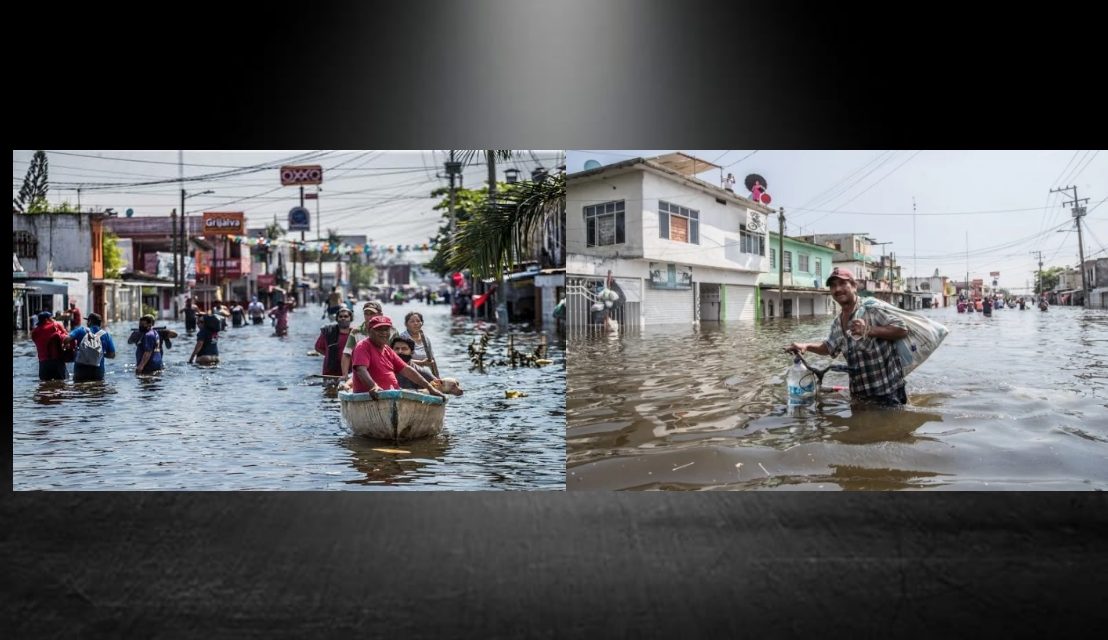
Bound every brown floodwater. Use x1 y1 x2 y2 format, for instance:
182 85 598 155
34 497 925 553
568 306 1108 490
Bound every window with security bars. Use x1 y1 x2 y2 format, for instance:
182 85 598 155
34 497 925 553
798 254 809 272
15 231 37 259
783 250 793 272
585 200 626 247
739 224 765 255
658 201 699 244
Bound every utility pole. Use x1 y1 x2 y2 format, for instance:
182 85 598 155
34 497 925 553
171 208 178 302
178 151 185 318
299 184 306 306
1052 185 1090 305
912 196 917 284
777 207 785 318
487 150 507 329
1030 250 1043 298
447 150 460 235
315 188 323 296
438 151 463 309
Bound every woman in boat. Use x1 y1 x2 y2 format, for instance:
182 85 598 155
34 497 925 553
400 311 439 378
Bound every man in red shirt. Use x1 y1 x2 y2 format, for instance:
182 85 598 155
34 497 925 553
31 311 70 380
350 316 445 400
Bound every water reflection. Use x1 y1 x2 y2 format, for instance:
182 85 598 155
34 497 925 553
568 307 1108 490
340 434 450 486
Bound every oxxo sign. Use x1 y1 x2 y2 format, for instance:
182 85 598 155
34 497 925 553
202 211 245 236
280 164 323 186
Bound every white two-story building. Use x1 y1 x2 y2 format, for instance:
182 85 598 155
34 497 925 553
567 153 772 330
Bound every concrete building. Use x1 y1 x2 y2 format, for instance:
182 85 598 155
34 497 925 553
567 153 772 331
759 233 835 318
905 269 951 309
1082 257 1108 309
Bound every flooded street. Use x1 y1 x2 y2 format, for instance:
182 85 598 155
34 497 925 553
568 306 1108 490
13 303 565 490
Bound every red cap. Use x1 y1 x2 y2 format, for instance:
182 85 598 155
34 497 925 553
825 267 856 286
368 315 393 330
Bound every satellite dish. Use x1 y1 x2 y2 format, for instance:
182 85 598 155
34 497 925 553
126 208 134 218
584 159 602 171
744 174 767 192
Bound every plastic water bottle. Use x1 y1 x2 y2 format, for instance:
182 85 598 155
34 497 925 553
786 357 815 405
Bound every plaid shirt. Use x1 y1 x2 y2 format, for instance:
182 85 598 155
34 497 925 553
824 304 906 399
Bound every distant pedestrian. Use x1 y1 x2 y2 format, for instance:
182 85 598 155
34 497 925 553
131 314 165 375
325 287 343 319
268 301 292 336
248 296 266 325
188 318 220 365
68 301 82 331
184 297 198 333
230 302 246 328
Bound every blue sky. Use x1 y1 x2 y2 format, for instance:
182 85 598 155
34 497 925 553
568 150 1108 291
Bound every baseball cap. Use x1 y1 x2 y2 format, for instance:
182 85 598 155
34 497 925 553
825 267 856 286
36 311 54 321
363 301 383 313
368 315 393 330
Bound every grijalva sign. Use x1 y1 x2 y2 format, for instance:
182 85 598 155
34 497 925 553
202 212 245 236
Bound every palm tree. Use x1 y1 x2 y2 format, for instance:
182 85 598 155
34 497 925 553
262 221 286 279
447 150 514 329
447 171 566 329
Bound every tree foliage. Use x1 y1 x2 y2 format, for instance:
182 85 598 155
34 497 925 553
1035 266 1066 294
446 172 565 280
102 230 125 279
14 150 49 214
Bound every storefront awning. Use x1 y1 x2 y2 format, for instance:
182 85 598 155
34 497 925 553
22 280 69 295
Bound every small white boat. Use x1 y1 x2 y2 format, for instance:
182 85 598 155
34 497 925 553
338 389 445 441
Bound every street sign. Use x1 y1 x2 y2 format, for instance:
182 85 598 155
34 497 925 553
280 165 323 186
990 271 1000 277
202 211 245 236
288 206 310 231
305 192 318 200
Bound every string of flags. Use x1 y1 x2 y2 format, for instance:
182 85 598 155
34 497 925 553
227 235 436 256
